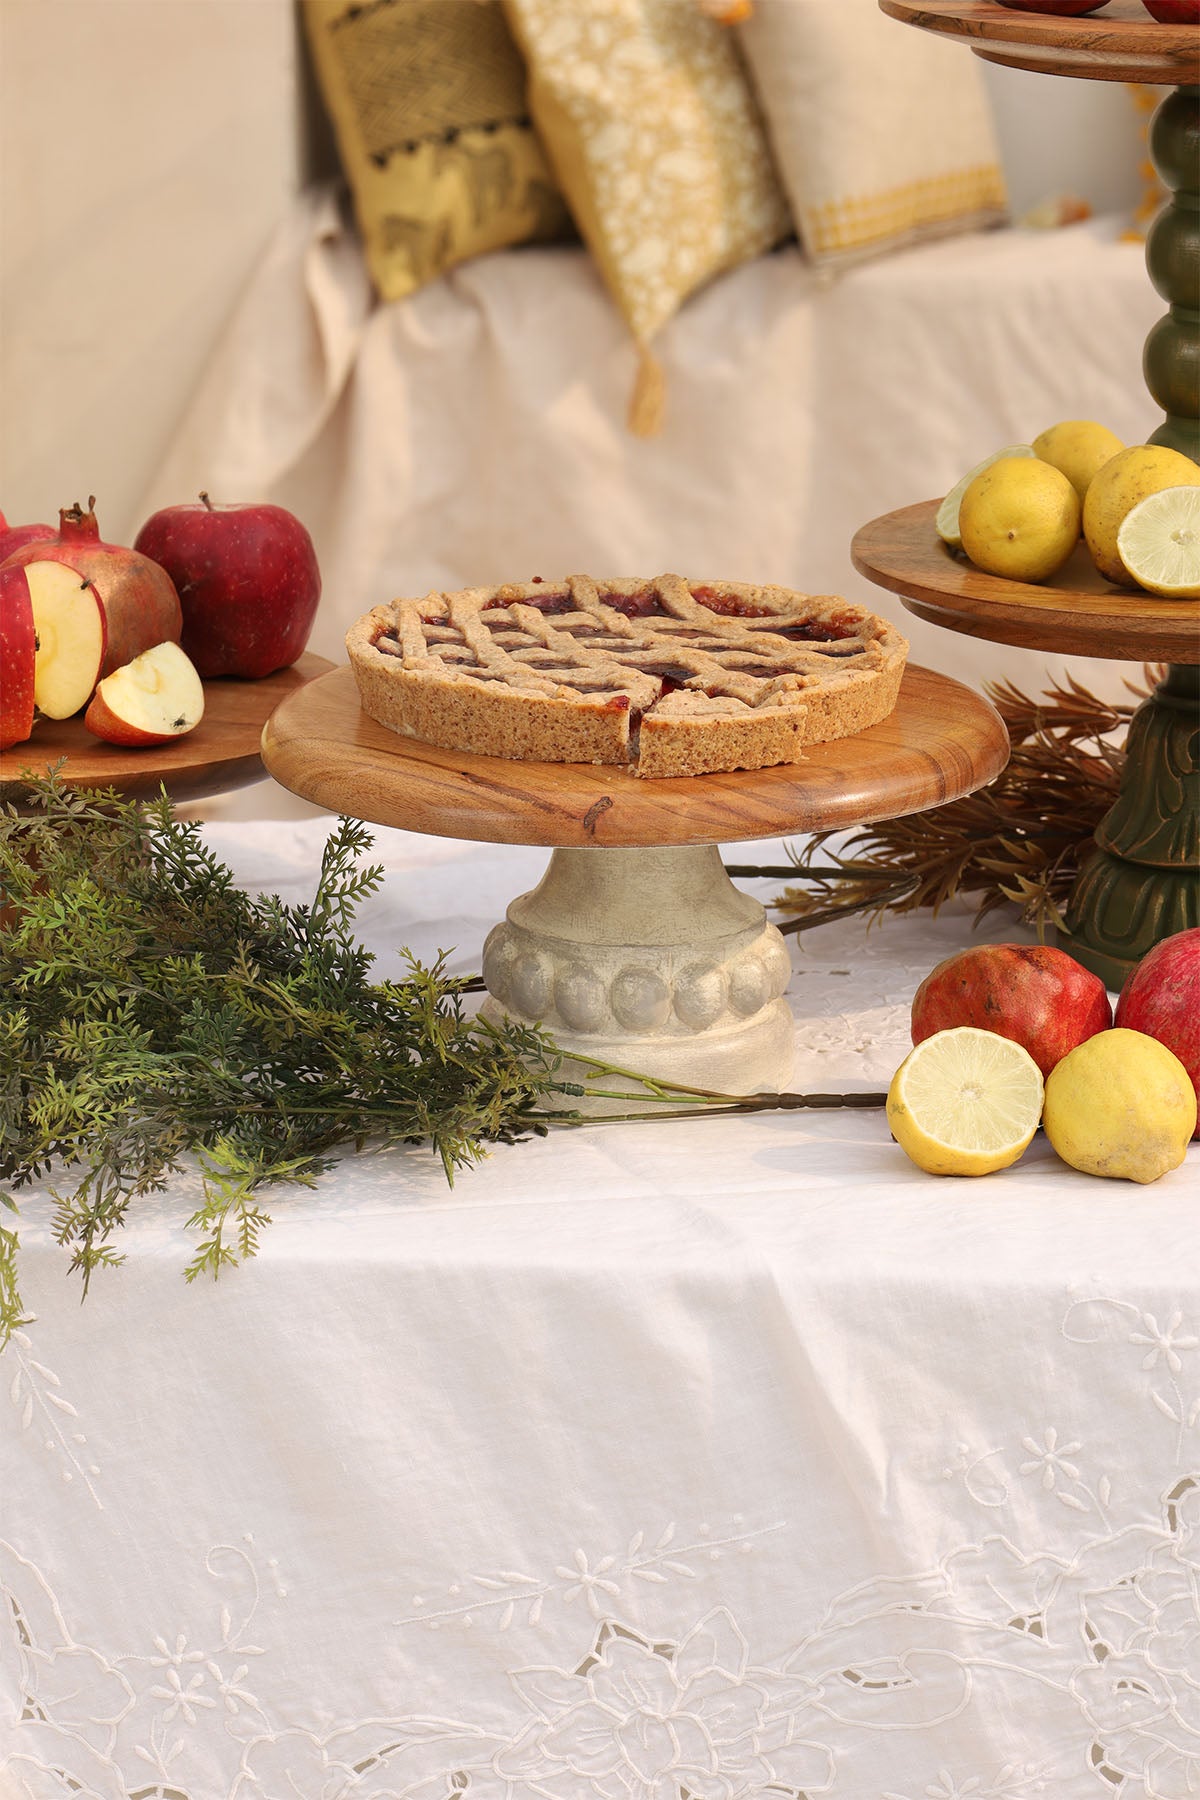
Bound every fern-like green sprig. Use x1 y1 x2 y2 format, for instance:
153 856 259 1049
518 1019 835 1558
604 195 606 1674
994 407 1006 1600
0 777 566 1341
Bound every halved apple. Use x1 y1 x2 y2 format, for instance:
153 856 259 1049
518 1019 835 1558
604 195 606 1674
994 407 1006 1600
26 560 107 719
84 640 204 747
0 565 37 748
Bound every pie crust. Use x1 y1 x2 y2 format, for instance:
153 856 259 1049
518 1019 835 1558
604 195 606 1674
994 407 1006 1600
346 574 909 779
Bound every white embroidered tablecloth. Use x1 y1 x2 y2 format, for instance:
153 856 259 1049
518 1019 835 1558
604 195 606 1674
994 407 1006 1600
2 818 1198 1800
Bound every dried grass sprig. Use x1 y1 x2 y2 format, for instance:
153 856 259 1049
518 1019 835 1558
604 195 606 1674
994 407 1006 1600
735 667 1160 939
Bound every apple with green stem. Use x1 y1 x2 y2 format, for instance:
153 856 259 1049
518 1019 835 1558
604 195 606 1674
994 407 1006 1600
133 492 321 678
84 641 205 747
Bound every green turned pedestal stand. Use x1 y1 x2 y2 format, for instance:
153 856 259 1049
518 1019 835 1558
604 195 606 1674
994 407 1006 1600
854 2 1200 989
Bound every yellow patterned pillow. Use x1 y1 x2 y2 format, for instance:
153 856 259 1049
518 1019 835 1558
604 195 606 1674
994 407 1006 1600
1123 84 1168 243
501 0 792 431
303 0 571 302
737 0 1007 269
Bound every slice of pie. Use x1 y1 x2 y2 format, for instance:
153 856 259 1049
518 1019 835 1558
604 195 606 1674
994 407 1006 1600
346 573 909 779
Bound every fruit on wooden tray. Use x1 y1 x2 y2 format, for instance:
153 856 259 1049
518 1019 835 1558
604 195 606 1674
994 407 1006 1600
84 640 205 747
0 519 55 562
936 445 1036 549
1 499 181 677
1115 928 1200 1136
887 1026 1045 1176
911 942 1111 1077
1083 445 1200 585
1139 0 1200 20
1116 484 1200 598
133 492 321 679
25 561 107 720
1031 419 1124 503
1043 1028 1196 1183
0 565 37 749
958 456 1081 582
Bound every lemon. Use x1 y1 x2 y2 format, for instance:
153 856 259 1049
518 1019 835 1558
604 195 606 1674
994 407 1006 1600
936 444 1037 549
959 456 1081 583
1116 484 1200 598
1083 443 1200 585
1032 419 1125 503
1043 1028 1197 1184
887 1026 1044 1177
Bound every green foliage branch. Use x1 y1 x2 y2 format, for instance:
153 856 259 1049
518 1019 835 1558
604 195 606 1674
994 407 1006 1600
0 777 569 1341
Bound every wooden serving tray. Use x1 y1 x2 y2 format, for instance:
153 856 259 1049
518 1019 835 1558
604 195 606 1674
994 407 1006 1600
260 661 1010 850
852 501 1200 662
880 0 1200 84
1 653 334 806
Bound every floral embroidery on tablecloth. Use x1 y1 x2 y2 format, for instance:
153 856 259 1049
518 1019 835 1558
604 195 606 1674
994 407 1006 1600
4 1290 1200 1796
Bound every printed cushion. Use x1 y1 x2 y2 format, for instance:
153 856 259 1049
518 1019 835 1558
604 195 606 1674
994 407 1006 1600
303 0 571 302
738 0 1008 269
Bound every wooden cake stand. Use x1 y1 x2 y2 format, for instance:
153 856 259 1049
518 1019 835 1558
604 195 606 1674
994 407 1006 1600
262 662 1008 1094
0 654 333 807
861 0 1200 989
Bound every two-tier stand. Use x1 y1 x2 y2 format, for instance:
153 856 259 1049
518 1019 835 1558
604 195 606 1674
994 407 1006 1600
855 0 1199 990
262 664 1007 1095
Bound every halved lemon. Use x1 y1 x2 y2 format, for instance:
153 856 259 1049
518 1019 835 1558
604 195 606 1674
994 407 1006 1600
887 1026 1044 1177
1116 484 1200 599
936 444 1037 549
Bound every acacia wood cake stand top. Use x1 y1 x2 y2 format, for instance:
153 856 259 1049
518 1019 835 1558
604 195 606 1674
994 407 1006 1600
0 653 334 806
880 0 1200 84
853 500 1200 662
260 661 1008 850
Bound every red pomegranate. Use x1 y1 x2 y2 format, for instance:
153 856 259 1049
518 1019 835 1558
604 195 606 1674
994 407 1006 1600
1116 928 1200 1137
1 499 181 677
911 943 1112 1077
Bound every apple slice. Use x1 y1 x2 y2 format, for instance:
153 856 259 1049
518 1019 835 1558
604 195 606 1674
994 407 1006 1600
0 565 37 748
26 561 107 719
84 640 204 746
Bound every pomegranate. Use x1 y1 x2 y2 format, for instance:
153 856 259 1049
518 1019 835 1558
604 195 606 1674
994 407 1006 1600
1 498 181 678
1115 927 1200 1137
911 943 1111 1078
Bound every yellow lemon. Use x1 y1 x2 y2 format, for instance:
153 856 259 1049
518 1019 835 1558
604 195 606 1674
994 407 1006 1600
1083 443 1200 585
887 1026 1044 1177
1117 484 1200 598
959 456 1081 583
936 444 1037 549
1043 1028 1197 1184
1032 419 1125 503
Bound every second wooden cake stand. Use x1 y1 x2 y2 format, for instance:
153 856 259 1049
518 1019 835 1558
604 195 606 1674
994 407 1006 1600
262 662 1008 1094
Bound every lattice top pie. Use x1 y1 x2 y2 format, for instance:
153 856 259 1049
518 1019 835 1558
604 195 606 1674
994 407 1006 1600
346 574 908 779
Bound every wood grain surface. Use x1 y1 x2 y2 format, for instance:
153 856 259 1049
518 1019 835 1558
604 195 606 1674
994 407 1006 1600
0 654 334 806
853 500 1200 662
879 0 1200 82
260 662 1010 849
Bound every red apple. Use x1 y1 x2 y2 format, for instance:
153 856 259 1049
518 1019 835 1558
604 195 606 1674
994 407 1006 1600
2 499 180 677
1140 0 1200 19
133 492 321 678
0 521 56 562
911 943 1112 1077
0 566 37 749
995 1 1110 12
1115 928 1200 1136
21 560 108 719
84 640 204 747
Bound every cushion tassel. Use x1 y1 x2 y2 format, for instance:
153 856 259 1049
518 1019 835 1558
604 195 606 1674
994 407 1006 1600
629 343 666 438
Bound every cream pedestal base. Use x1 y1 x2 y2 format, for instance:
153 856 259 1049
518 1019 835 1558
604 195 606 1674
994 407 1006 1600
480 844 794 1100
